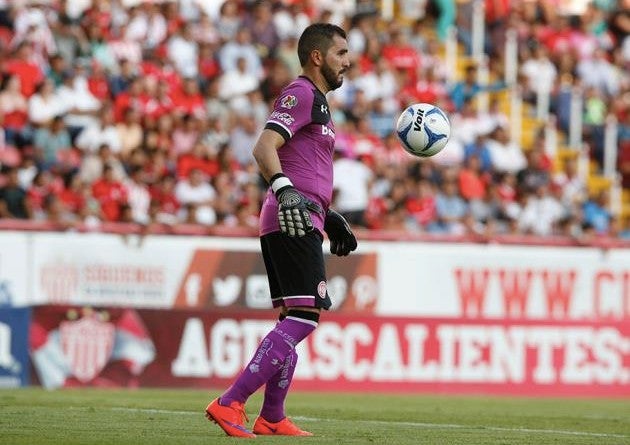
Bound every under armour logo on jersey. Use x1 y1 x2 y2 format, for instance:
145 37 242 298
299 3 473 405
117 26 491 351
320 104 328 114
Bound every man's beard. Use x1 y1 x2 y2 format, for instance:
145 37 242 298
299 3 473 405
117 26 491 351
321 62 343 91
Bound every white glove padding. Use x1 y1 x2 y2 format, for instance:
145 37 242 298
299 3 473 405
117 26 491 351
272 174 321 237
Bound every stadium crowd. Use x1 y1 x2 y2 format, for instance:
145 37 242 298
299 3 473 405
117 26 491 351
0 0 628 239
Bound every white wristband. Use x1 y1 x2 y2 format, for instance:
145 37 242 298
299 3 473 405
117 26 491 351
271 176 293 194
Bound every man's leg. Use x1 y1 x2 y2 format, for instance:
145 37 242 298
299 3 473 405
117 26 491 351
206 232 328 438
206 309 318 437
258 310 295 423
260 348 297 422
220 310 318 405
252 309 314 436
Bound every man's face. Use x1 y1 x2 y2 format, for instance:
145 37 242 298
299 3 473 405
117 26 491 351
320 34 350 91
189 170 202 185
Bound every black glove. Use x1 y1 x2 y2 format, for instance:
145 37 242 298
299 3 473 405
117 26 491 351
271 173 321 237
324 209 357 256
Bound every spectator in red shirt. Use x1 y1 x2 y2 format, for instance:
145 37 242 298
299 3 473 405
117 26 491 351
495 171 520 224
177 141 220 179
0 74 29 145
413 66 449 105
91 164 127 221
364 194 388 230
83 0 113 39
357 34 381 74
87 62 111 101
538 15 575 56
406 179 437 229
145 79 175 119
381 27 421 84
484 0 511 57
5 42 44 98
216 144 242 175
458 154 489 201
142 150 169 185
172 77 206 118
162 1 185 40
150 174 180 225
113 77 147 122
141 53 182 93
198 43 221 83
58 173 87 215
27 170 63 220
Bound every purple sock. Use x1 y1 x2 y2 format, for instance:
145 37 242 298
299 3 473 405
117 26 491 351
220 317 315 406
260 350 298 422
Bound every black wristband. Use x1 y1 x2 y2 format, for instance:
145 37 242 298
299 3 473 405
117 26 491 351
269 172 286 185
270 173 293 195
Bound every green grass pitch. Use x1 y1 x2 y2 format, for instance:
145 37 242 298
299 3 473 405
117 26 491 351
1 388 628 444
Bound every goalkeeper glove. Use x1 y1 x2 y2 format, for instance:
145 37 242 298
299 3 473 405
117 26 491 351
324 209 357 256
271 173 321 237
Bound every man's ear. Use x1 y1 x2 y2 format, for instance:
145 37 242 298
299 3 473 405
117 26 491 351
310 49 323 67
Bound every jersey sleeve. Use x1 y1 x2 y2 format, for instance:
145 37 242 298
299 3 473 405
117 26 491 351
264 84 314 141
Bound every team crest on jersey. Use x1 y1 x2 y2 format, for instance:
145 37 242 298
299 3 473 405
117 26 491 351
280 95 298 109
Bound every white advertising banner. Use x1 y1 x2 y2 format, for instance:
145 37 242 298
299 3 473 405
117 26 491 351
374 242 630 321
16 232 630 321
30 233 259 308
0 232 29 307
29 233 378 312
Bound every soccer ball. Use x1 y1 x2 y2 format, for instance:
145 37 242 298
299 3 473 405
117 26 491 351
396 103 451 157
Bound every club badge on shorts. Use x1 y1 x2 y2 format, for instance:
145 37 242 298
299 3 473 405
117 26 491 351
317 281 327 299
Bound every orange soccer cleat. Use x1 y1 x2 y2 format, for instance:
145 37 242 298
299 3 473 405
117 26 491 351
252 416 313 436
205 398 256 438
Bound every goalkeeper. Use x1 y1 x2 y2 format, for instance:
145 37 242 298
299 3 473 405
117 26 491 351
205 23 356 438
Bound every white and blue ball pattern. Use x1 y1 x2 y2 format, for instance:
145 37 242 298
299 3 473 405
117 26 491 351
396 103 451 157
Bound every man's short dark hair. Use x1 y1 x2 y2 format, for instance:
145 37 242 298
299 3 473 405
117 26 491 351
297 23 346 67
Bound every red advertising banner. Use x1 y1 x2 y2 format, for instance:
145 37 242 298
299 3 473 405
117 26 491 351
32 307 630 397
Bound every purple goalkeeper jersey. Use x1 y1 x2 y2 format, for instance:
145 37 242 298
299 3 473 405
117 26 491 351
259 76 336 236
